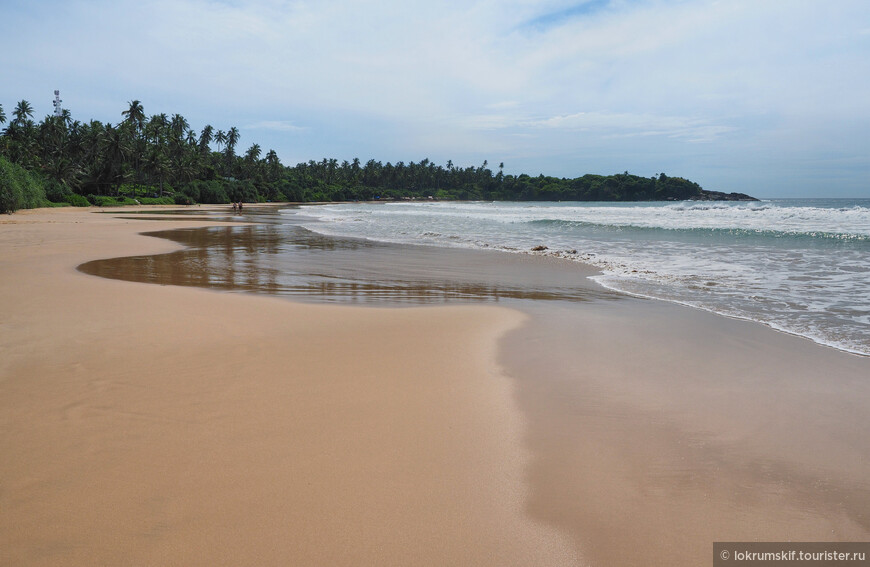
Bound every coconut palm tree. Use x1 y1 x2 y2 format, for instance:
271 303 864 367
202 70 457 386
121 101 147 192
214 129 226 152
100 123 132 194
78 120 106 169
198 124 213 152
225 127 239 156
170 113 189 141
121 100 145 131
166 114 189 155
223 127 240 176
244 143 261 162
351 157 361 182
45 156 81 189
265 149 282 182
37 114 69 169
4 101 37 167
145 147 171 195
326 158 338 184
13 100 34 125
173 154 198 186
0 103 6 126
146 113 169 145
243 143 262 178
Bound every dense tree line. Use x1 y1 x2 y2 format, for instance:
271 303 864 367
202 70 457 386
1 98 751 213
280 159 718 202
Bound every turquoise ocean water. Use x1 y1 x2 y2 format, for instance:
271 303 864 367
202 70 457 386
289 199 870 356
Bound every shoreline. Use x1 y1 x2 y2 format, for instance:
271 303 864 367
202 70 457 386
0 207 576 566
588 274 870 359
4 206 870 565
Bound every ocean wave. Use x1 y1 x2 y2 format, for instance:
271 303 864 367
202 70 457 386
589 275 870 357
287 201 870 357
320 201 870 238
524 218 870 241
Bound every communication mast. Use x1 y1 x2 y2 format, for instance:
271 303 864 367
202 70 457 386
53 90 63 117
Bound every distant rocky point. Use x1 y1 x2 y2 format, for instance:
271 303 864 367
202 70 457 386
690 190 759 201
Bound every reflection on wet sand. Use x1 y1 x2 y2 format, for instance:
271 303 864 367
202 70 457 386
78 217 618 306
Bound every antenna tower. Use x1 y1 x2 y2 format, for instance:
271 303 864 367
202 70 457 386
53 90 63 117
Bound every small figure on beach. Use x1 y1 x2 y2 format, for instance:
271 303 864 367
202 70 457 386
239 201 243 211
232 202 238 213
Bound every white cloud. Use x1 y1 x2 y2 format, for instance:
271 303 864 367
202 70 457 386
529 111 737 142
246 120 307 132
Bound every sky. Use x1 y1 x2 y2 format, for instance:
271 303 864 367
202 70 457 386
2 0 869 198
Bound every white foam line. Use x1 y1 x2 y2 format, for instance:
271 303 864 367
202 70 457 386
588 275 870 358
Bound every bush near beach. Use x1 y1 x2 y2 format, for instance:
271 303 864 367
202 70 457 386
0 155 47 213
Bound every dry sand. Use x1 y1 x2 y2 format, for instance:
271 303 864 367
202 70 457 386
0 207 576 566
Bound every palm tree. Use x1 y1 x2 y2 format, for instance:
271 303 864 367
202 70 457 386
167 114 188 151
38 114 70 172
145 113 169 146
244 143 261 162
78 120 106 171
224 127 240 177
199 124 214 151
265 149 281 182
145 147 171 195
5 101 37 167
225 127 239 156
214 129 226 152
0 103 6 126
121 100 145 131
100 124 132 194
122 100 146 193
327 158 338 184
45 156 81 189
13 100 34 125
174 154 198 186
242 143 261 178
170 113 189 141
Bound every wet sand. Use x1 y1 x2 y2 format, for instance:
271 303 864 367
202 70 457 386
504 300 870 566
0 207 576 566
4 205 870 566
78 217 618 305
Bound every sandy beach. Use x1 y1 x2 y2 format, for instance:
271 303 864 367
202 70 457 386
3 206 870 566
0 207 575 566
505 299 870 566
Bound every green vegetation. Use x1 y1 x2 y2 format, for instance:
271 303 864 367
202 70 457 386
0 98 754 213
0 155 47 213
